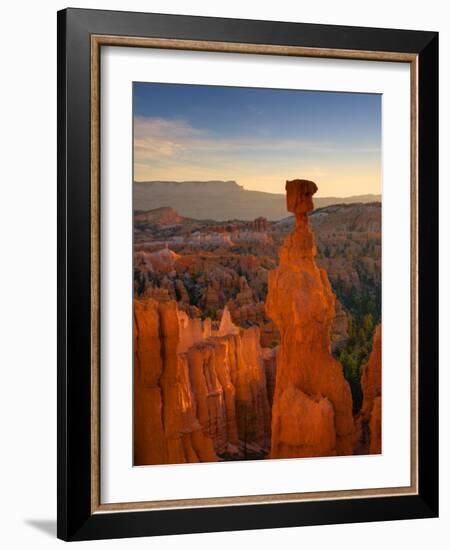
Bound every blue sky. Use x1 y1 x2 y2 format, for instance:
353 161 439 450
133 82 381 197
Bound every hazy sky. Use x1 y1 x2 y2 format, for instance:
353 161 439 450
133 82 381 198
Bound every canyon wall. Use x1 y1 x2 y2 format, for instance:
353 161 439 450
266 180 355 459
134 186 382 465
134 297 272 465
134 298 217 465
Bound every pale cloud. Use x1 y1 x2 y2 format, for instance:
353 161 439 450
134 117 208 160
133 116 381 196
133 116 356 161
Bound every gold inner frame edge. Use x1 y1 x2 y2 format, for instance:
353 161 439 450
90 34 419 514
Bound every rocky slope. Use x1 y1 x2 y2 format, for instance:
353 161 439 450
133 203 381 322
266 180 355 458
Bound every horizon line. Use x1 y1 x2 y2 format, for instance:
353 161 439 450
133 179 380 199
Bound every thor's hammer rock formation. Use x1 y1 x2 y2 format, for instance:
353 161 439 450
266 180 355 458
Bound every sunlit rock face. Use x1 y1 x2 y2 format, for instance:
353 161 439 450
134 298 272 465
134 298 217 465
266 180 355 458
359 324 382 454
218 306 239 336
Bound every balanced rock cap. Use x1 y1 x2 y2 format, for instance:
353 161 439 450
285 179 318 215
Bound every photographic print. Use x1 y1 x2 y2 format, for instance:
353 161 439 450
58 11 438 539
132 82 382 466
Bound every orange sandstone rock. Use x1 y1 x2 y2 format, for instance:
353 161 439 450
273 387 336 457
252 216 269 232
134 297 273 464
360 324 382 420
266 180 354 459
133 299 167 465
233 327 271 452
369 397 382 454
360 324 382 454
134 298 217 465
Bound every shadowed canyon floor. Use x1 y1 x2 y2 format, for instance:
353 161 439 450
133 186 381 465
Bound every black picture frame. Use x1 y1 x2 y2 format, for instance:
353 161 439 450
57 7 438 541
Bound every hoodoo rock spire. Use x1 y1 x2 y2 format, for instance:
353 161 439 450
266 179 355 458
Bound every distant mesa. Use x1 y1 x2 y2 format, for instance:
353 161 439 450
134 180 380 222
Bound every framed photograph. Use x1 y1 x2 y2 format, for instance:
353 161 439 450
57 8 438 541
